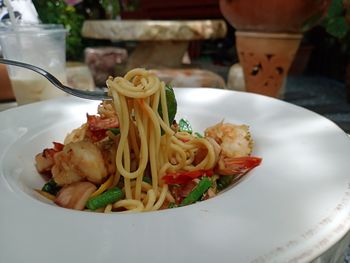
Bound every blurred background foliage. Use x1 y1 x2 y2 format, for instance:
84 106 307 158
302 0 350 80
33 0 139 61
322 0 350 39
33 0 85 60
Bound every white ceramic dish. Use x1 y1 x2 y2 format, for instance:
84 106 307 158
0 88 350 263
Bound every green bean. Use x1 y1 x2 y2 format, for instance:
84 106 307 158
86 187 124 210
180 177 212 206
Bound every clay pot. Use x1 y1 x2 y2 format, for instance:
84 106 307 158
219 0 331 33
236 32 302 97
219 0 331 97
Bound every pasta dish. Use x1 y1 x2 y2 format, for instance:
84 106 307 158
35 68 262 213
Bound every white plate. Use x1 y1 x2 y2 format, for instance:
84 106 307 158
0 88 350 263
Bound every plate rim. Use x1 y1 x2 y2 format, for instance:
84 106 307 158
0 88 350 263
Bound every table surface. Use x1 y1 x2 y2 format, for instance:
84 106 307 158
81 19 227 41
284 75 350 134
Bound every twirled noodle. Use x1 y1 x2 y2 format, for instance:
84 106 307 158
105 68 216 212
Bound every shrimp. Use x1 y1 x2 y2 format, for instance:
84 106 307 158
55 181 97 210
205 121 260 176
64 124 88 144
35 142 64 174
205 121 253 158
52 140 108 186
85 102 119 142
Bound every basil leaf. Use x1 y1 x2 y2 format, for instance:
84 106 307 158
109 128 120 135
195 132 203 138
179 118 192 134
158 84 177 125
42 179 61 195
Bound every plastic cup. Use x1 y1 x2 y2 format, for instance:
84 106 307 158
0 24 67 105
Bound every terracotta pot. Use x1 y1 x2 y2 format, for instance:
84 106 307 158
236 32 302 97
219 0 331 33
219 0 331 97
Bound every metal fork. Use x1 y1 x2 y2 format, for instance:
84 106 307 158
0 58 111 101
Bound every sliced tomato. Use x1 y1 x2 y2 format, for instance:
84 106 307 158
179 138 190 143
162 169 213 185
86 114 119 142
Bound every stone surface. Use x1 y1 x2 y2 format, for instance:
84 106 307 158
284 75 350 134
84 47 128 86
82 19 227 41
150 68 226 88
126 41 189 70
66 62 95 91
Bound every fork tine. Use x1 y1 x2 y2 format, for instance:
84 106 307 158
0 58 111 101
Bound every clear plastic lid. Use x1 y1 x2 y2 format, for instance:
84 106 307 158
0 21 65 34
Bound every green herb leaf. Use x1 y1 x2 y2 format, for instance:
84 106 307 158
178 118 193 134
42 179 61 195
194 132 203 138
158 84 177 125
217 175 234 191
109 128 120 135
168 202 177 208
142 175 152 184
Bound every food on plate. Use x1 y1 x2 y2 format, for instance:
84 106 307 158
35 68 262 212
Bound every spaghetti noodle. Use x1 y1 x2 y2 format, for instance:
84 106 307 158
107 68 216 211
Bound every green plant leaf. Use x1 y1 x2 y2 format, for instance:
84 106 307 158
178 118 192 134
302 12 323 31
33 0 84 60
347 4 350 19
327 0 344 18
158 84 177 125
326 16 350 38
